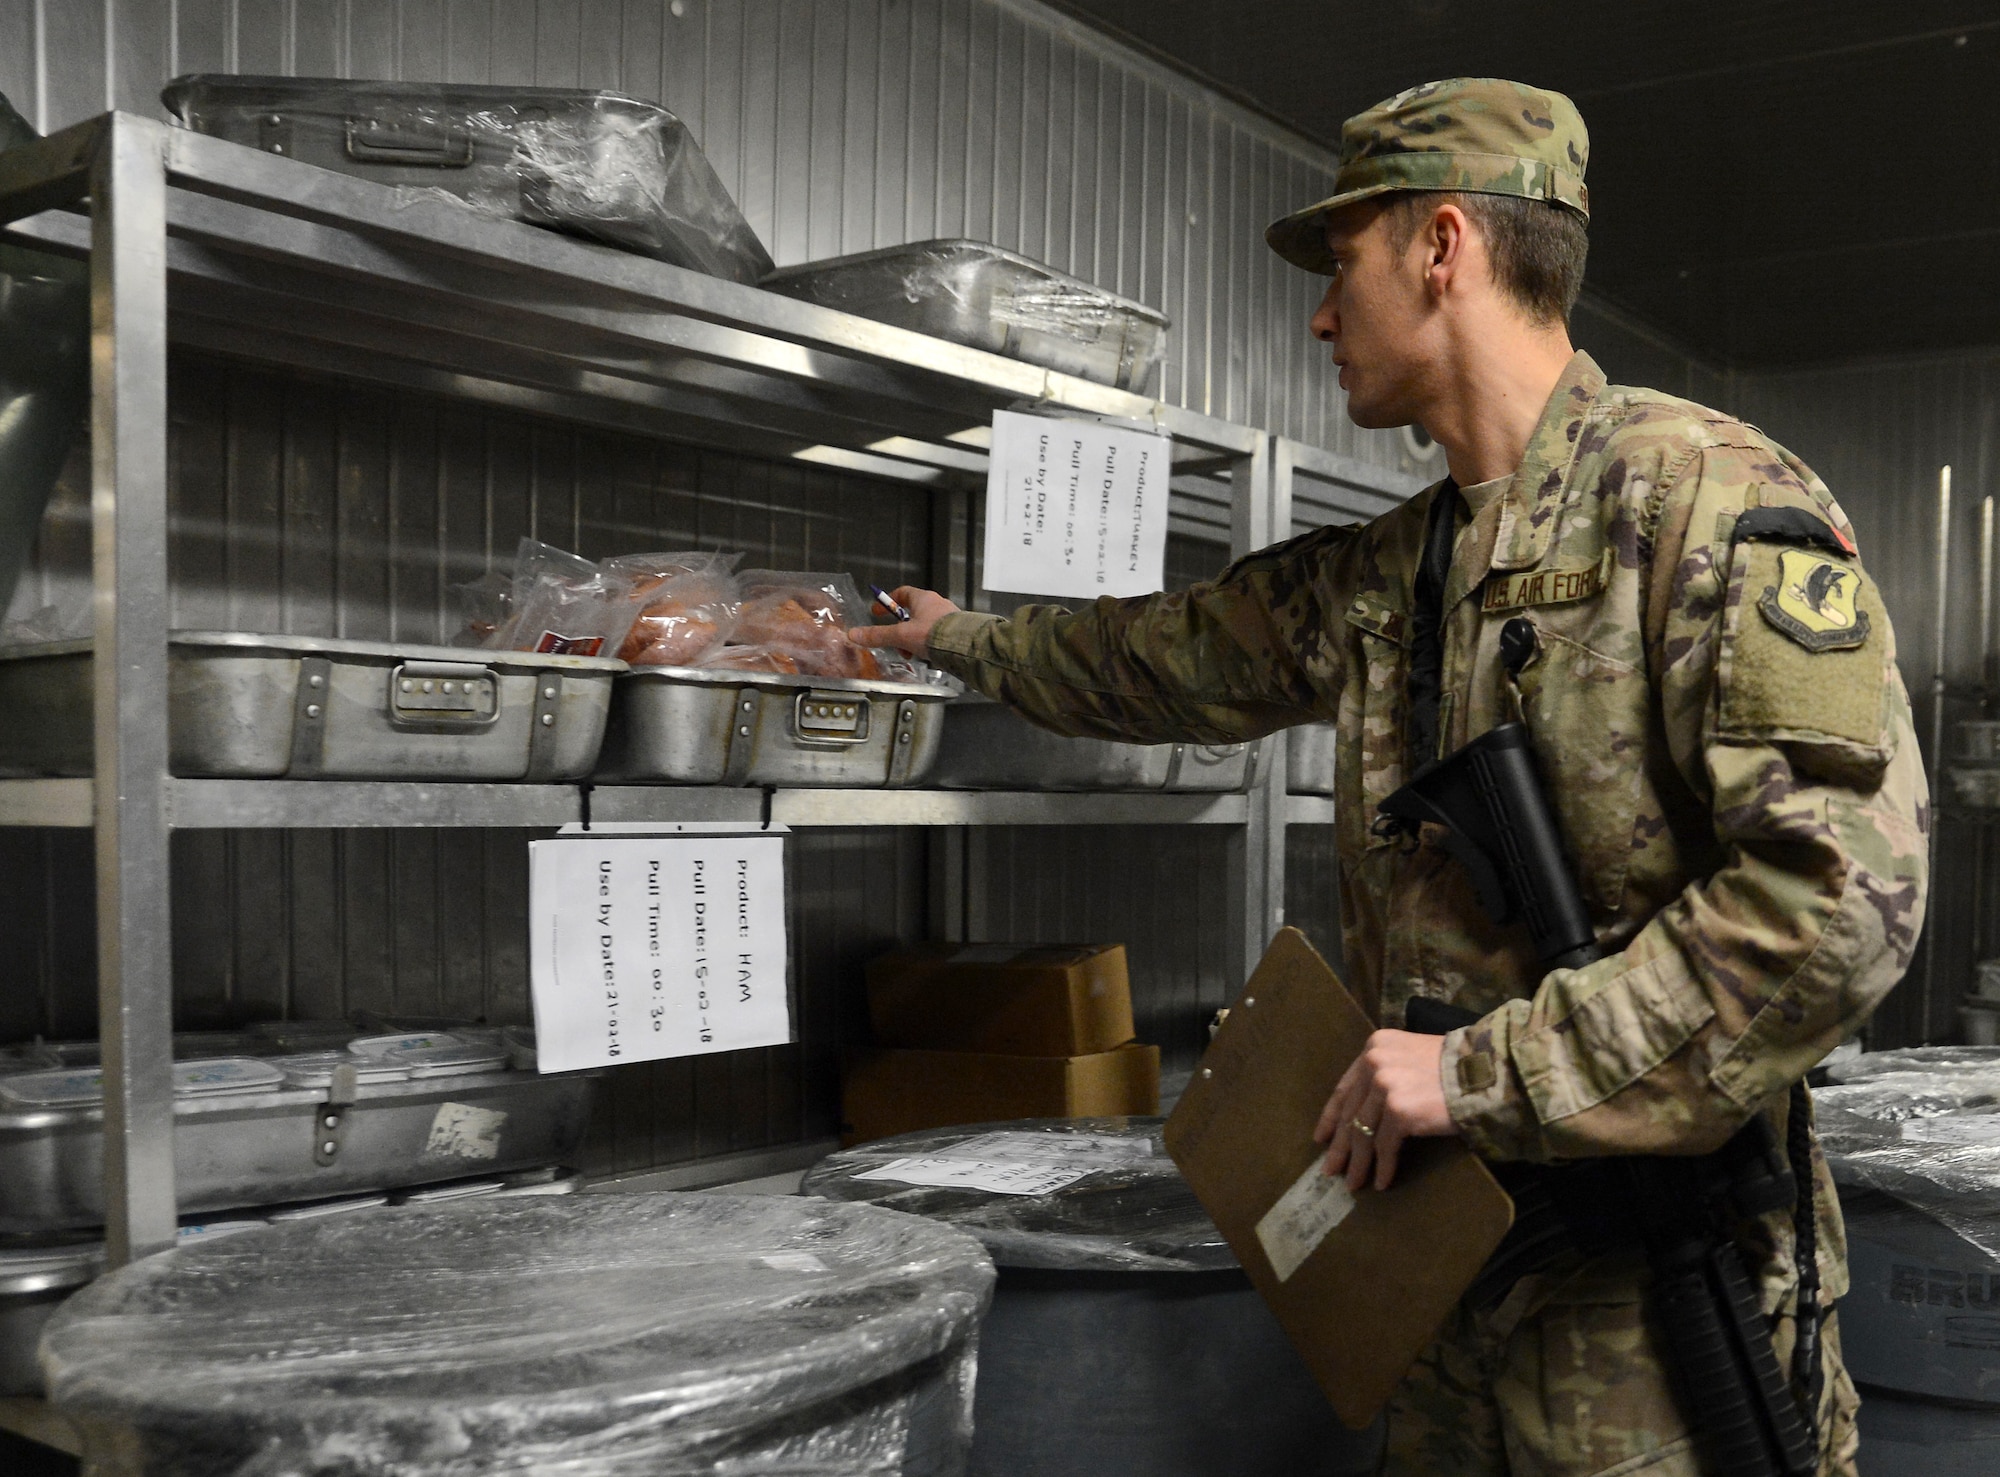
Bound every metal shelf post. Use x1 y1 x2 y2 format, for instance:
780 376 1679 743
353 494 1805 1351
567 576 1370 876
90 115 178 1266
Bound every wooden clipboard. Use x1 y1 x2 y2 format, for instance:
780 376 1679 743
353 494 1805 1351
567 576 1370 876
1164 927 1514 1429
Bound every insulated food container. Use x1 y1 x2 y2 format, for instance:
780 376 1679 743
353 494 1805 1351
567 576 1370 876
42 1194 993 1477
162 76 774 284
928 697 1256 791
592 666 953 786
762 239 1170 394
805 1119 1382 1477
0 1065 596 1233
0 632 622 780
1286 722 1338 796
0 1239 100 1395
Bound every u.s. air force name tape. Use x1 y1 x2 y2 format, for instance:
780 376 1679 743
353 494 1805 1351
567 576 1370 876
1480 551 1613 615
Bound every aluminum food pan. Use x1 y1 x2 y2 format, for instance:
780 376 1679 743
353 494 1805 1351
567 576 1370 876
1285 722 1338 797
762 239 1169 395
163 76 774 284
0 1068 597 1234
928 698 1256 792
0 1240 100 1395
0 631 623 780
592 665 953 786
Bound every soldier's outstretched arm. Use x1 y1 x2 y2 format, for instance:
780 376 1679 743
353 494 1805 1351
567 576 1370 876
851 525 1359 745
1439 446 1930 1162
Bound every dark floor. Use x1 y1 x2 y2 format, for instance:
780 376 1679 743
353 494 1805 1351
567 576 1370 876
0 1428 79 1476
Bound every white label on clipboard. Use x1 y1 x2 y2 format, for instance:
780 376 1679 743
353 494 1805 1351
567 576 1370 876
1255 1159 1357 1282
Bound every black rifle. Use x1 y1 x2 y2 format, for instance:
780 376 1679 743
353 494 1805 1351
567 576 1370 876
1383 722 1819 1477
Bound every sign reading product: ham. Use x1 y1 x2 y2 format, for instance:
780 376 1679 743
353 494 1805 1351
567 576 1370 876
529 829 791 1072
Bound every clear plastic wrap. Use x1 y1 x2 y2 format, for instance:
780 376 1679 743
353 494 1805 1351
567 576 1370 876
712 571 893 681
496 538 642 658
602 550 740 667
161 77 774 284
43 1192 993 1477
801 1117 1233 1273
761 240 1169 395
1816 1049 2000 1263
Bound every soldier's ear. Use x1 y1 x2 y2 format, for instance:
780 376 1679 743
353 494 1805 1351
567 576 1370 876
1424 202 1472 294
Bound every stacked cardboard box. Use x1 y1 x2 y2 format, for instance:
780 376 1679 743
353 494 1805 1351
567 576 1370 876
842 942 1160 1142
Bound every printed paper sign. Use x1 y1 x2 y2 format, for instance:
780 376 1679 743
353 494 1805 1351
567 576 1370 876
1255 1159 1357 1282
851 1155 1097 1197
529 831 791 1072
948 1131 1155 1165
982 409 1171 599
1901 1116 2000 1146
423 1102 508 1162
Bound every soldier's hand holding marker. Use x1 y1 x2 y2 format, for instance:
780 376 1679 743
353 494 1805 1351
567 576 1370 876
849 585 959 656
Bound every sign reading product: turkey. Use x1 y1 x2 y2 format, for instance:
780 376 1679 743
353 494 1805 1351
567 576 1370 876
982 410 1171 600
528 826 791 1072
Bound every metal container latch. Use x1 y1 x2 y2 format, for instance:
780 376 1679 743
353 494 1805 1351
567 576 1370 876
389 661 499 727
312 1063 359 1167
793 690 871 745
344 114 474 167
288 655 333 776
886 699 923 785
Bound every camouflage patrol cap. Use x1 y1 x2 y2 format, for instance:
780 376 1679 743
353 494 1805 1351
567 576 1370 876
1266 78 1589 273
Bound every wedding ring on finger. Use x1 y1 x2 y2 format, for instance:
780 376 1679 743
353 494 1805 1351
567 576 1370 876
1352 1119 1376 1138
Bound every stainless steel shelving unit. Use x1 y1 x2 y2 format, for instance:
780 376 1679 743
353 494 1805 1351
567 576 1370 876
0 112 1288 1270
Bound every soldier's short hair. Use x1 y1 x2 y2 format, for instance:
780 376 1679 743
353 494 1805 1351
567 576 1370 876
1384 192 1589 326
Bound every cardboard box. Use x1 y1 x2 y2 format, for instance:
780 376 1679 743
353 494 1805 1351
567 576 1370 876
865 942 1134 1056
842 1041 1160 1143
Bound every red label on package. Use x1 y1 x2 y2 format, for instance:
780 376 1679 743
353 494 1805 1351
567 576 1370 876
532 631 604 657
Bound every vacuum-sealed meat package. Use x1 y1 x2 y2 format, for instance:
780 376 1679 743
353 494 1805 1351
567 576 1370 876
719 571 885 680
500 539 642 658
602 550 740 667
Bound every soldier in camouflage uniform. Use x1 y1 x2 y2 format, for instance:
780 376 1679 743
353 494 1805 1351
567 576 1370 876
852 78 1927 1477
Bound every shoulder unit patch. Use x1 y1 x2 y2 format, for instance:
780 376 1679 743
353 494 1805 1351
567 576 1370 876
1758 548 1870 652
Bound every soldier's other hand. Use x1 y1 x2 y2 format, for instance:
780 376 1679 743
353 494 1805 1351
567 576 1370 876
846 586 960 657
1314 1029 1458 1192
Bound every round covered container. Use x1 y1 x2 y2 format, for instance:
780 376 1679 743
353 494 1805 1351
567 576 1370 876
42 1192 994 1477
803 1118 1381 1477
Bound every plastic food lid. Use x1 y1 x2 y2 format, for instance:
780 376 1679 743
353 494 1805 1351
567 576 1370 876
271 1052 409 1089
40 1193 994 1469
398 1180 505 1204
172 1058 285 1096
0 1068 106 1108
348 1032 464 1059
265 1195 389 1222
389 1043 508 1077
801 1117 1233 1272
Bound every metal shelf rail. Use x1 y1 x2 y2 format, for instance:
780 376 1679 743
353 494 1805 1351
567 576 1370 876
1269 437 1424 843
0 112 1283 1267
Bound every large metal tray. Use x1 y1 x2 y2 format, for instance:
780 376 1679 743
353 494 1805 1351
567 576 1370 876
928 698 1256 792
1286 723 1338 797
592 665 953 786
0 631 623 780
0 1067 596 1233
762 239 1169 395
162 76 774 284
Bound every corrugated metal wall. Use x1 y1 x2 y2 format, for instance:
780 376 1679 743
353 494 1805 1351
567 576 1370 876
0 0 1436 473
1731 348 2000 1047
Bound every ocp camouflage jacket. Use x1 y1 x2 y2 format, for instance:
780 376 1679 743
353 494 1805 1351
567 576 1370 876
928 352 1930 1302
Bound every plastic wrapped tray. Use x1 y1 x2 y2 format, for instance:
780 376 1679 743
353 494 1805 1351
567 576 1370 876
0 1064 596 1233
43 1193 994 1477
592 665 954 786
0 632 622 780
803 1117 1230 1273
763 240 1168 394
162 76 774 284
927 697 1256 792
